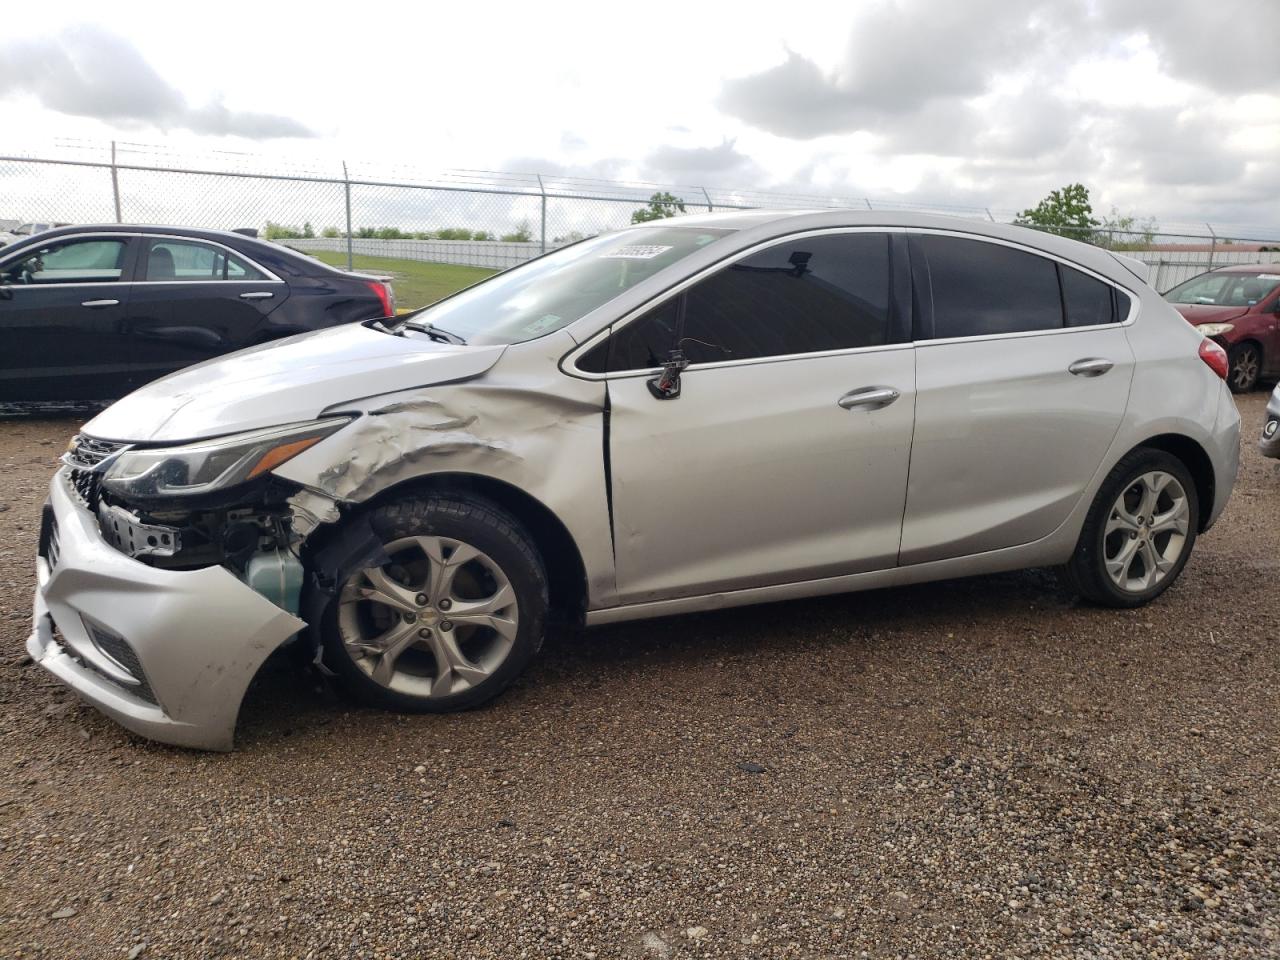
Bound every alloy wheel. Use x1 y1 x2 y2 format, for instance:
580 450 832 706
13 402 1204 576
1231 346 1260 391
1102 471 1190 594
336 535 519 698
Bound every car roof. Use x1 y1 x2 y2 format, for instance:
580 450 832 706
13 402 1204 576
32 224 265 244
627 209 1154 288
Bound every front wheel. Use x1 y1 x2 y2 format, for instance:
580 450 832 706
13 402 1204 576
1061 449 1198 608
317 493 548 713
1227 342 1261 393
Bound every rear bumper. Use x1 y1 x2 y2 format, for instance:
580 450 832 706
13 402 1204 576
27 470 304 751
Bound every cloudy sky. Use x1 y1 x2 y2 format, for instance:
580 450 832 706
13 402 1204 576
2 0 1278 231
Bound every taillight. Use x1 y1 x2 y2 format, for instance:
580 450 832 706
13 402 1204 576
367 280 393 319
1198 337 1229 380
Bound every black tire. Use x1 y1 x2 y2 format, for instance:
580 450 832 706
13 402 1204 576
1061 448 1199 608
1227 342 1261 393
318 492 547 713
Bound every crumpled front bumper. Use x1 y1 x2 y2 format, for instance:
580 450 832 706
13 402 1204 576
27 470 305 751
1259 388 1280 459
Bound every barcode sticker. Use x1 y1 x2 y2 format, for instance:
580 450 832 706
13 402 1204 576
601 245 673 260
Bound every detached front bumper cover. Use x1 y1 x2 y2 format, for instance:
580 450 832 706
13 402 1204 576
27 470 305 751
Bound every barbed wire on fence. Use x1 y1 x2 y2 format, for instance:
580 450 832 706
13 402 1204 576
2 138 1280 291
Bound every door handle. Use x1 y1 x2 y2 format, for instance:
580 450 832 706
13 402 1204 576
1068 357 1114 377
837 386 900 410
81 299 119 308
239 291 274 300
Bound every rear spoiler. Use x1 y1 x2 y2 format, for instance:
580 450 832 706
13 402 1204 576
1109 252 1151 285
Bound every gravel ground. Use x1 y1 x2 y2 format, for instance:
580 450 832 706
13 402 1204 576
0 395 1277 960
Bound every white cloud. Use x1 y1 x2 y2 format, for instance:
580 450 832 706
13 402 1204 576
0 0 1277 231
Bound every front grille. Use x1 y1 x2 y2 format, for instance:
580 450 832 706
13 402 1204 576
40 506 61 568
66 434 127 469
65 435 129 510
86 624 158 705
69 468 102 507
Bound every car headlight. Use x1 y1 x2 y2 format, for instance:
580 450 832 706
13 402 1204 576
101 418 351 499
1197 323 1235 337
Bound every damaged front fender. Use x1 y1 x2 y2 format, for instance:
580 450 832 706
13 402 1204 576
275 330 617 606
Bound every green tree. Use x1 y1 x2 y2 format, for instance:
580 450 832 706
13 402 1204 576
321 226 341 238
264 221 303 240
302 221 315 239
631 191 686 224
500 219 534 243
1014 184 1099 239
1093 207 1158 250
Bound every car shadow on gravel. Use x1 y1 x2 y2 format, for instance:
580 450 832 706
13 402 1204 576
233 566 1071 748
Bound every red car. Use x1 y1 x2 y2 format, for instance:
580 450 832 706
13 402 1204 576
1165 265 1280 392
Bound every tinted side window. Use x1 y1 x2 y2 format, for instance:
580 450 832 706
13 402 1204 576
922 235 1062 338
1 238 128 284
1061 264 1115 327
144 239 266 281
1114 288 1132 320
582 233 892 372
680 233 890 365
583 298 680 373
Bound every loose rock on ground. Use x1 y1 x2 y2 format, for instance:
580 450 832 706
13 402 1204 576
0 396 1277 958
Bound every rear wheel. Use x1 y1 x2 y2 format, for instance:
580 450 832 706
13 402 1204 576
1227 342 1261 393
1062 449 1198 608
318 493 547 712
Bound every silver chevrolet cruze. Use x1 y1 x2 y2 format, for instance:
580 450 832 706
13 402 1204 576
29 211 1240 749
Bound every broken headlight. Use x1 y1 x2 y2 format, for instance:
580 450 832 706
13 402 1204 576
101 418 350 500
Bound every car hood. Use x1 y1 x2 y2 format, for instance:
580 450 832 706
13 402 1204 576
84 323 507 443
1172 303 1249 325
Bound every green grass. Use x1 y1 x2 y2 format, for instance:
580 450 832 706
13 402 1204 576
303 250 497 311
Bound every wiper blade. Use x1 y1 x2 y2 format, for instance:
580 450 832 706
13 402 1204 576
396 320 467 345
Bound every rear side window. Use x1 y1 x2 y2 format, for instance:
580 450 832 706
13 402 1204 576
921 235 1062 338
580 232 892 372
144 239 266 281
1060 264 1115 327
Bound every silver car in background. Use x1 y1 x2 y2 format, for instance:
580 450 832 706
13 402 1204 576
29 210 1241 749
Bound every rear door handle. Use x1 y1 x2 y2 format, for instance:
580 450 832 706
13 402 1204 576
81 299 119 308
239 291 274 300
838 386 900 410
1068 357 1114 377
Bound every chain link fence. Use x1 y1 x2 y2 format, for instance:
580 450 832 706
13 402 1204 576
4 139 1280 294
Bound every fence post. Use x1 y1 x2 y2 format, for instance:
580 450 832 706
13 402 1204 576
110 141 122 223
701 187 713 213
342 161 354 271
1205 223 1216 270
537 174 547 254
865 198 873 210
985 208 995 222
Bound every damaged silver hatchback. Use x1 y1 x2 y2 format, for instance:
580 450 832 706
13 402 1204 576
29 211 1240 749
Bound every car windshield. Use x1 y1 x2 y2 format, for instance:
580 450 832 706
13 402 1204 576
1165 271 1280 306
405 225 735 345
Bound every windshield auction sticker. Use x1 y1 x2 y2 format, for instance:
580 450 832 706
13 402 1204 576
601 245 673 260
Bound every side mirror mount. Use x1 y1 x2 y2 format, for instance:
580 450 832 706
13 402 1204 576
647 349 688 400
0 285 12 301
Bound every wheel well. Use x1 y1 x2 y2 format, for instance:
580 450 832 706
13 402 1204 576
1230 337 1263 357
357 473 589 627
1139 434 1215 531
